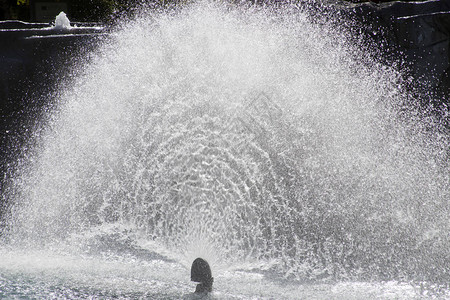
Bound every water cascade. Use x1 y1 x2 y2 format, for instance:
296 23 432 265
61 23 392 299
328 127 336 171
1 2 448 298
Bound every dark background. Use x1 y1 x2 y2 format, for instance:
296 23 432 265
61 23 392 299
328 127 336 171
1 0 139 22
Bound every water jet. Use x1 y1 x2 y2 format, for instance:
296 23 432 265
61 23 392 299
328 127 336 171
0 1 448 299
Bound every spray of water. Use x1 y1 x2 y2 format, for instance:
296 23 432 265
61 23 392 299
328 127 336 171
3 0 449 288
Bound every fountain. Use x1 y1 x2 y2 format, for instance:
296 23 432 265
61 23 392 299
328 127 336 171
0 1 448 299
53 12 71 30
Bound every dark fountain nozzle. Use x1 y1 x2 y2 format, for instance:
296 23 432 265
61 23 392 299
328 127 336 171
191 258 214 293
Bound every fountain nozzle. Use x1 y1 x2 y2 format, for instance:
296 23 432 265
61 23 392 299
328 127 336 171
191 258 214 293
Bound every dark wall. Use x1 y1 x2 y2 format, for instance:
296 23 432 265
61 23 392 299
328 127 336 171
0 0 168 23
348 0 450 98
0 0 113 22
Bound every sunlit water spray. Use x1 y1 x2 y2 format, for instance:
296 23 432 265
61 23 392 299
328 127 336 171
1 1 449 298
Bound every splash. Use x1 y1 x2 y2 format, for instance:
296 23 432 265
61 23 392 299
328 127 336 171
3 1 449 289
54 12 71 30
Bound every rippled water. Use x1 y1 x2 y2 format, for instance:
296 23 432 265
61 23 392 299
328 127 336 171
1 1 448 298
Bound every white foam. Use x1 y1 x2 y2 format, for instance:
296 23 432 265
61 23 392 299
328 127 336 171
0 247 437 299
54 11 71 30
